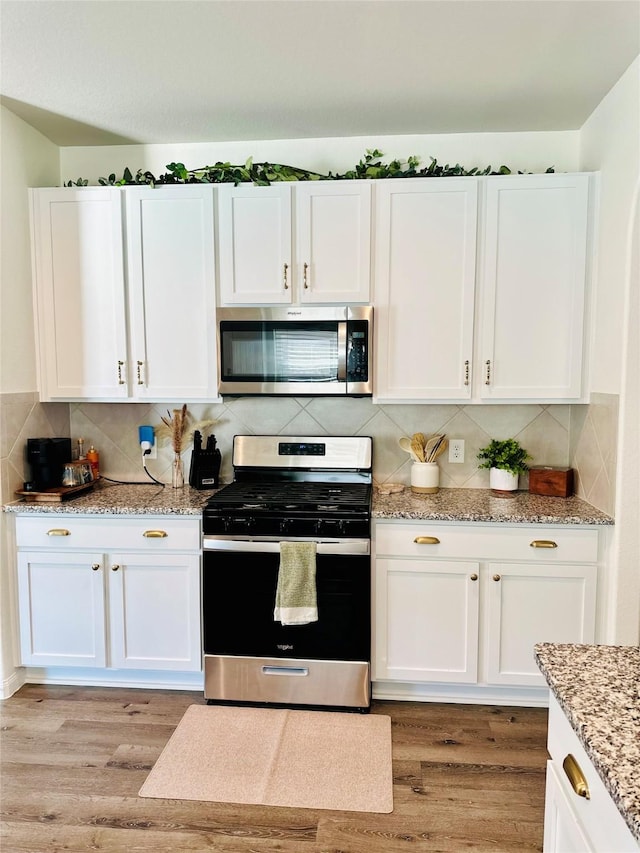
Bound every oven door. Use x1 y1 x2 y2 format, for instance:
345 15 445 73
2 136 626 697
202 537 371 710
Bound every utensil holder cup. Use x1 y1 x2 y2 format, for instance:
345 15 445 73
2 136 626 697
411 462 439 494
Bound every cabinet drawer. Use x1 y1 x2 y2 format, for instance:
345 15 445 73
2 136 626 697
547 694 638 852
15 515 200 552
375 521 598 563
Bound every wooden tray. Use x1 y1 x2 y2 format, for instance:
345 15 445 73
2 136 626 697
15 482 95 503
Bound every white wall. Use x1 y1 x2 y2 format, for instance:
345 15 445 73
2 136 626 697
1 106 59 393
580 58 640 395
579 57 640 644
59 130 579 186
0 106 59 696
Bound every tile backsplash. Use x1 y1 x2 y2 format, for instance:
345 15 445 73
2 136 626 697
1 393 617 517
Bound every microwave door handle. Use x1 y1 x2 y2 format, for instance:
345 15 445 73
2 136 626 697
337 322 347 381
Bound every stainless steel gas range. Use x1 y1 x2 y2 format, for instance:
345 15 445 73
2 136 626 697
201 435 372 712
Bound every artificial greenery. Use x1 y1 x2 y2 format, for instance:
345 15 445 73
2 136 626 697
63 149 555 188
477 439 531 476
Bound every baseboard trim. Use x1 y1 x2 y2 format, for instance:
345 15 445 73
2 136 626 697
21 666 204 692
372 679 549 707
1 667 26 699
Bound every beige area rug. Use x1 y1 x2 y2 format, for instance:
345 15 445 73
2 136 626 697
139 704 393 813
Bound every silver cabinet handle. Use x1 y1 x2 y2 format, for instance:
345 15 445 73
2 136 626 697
485 360 491 385
137 360 144 385
414 536 440 545
303 262 309 289
283 263 289 290
91 563 100 571
111 564 120 572
464 360 470 386
117 360 125 385
530 540 558 549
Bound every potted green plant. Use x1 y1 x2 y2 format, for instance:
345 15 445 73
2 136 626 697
477 438 531 492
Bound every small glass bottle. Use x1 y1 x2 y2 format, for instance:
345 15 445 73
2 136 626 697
76 437 85 460
87 445 100 480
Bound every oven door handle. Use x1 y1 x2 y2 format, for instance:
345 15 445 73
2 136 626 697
203 537 370 555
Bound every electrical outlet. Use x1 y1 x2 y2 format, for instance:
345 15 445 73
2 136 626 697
141 440 157 460
449 439 465 463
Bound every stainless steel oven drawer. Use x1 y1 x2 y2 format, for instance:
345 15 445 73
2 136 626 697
204 654 370 710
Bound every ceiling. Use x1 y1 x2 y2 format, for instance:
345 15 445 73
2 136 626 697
1 0 639 147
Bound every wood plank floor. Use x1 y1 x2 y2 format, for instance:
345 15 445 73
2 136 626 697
1 684 549 852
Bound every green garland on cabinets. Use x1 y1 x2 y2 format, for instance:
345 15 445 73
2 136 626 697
64 148 555 187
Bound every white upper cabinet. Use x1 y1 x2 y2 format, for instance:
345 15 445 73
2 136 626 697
30 188 129 400
373 173 593 403
373 178 478 400
217 184 293 304
295 182 371 303
124 186 217 400
31 186 218 402
217 181 371 304
479 174 590 400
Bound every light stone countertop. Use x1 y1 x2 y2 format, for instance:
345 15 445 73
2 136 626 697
4 482 614 525
373 487 614 525
535 643 640 844
2 479 218 515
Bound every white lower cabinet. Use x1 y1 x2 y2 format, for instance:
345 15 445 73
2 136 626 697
15 515 201 676
374 521 598 700
544 693 639 852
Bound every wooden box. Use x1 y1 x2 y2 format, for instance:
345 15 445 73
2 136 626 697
528 467 574 498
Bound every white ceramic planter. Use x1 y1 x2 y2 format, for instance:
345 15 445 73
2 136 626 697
489 467 519 492
411 462 440 494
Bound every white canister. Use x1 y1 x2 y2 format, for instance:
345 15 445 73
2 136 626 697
411 462 440 494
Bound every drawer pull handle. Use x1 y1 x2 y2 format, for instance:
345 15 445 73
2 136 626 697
470 573 478 581
143 530 168 538
414 536 440 545
493 574 501 581
563 754 590 799
47 529 70 536
262 666 309 677
91 563 100 571
530 539 558 549
111 564 120 572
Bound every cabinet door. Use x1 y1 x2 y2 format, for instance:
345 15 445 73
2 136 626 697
485 563 596 686
373 179 478 400
125 186 217 399
30 188 128 400
108 552 201 671
17 551 106 667
543 761 594 852
375 558 479 683
296 181 371 303
480 174 590 400
218 184 292 304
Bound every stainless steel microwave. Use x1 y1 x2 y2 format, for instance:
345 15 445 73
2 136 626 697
217 306 373 396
